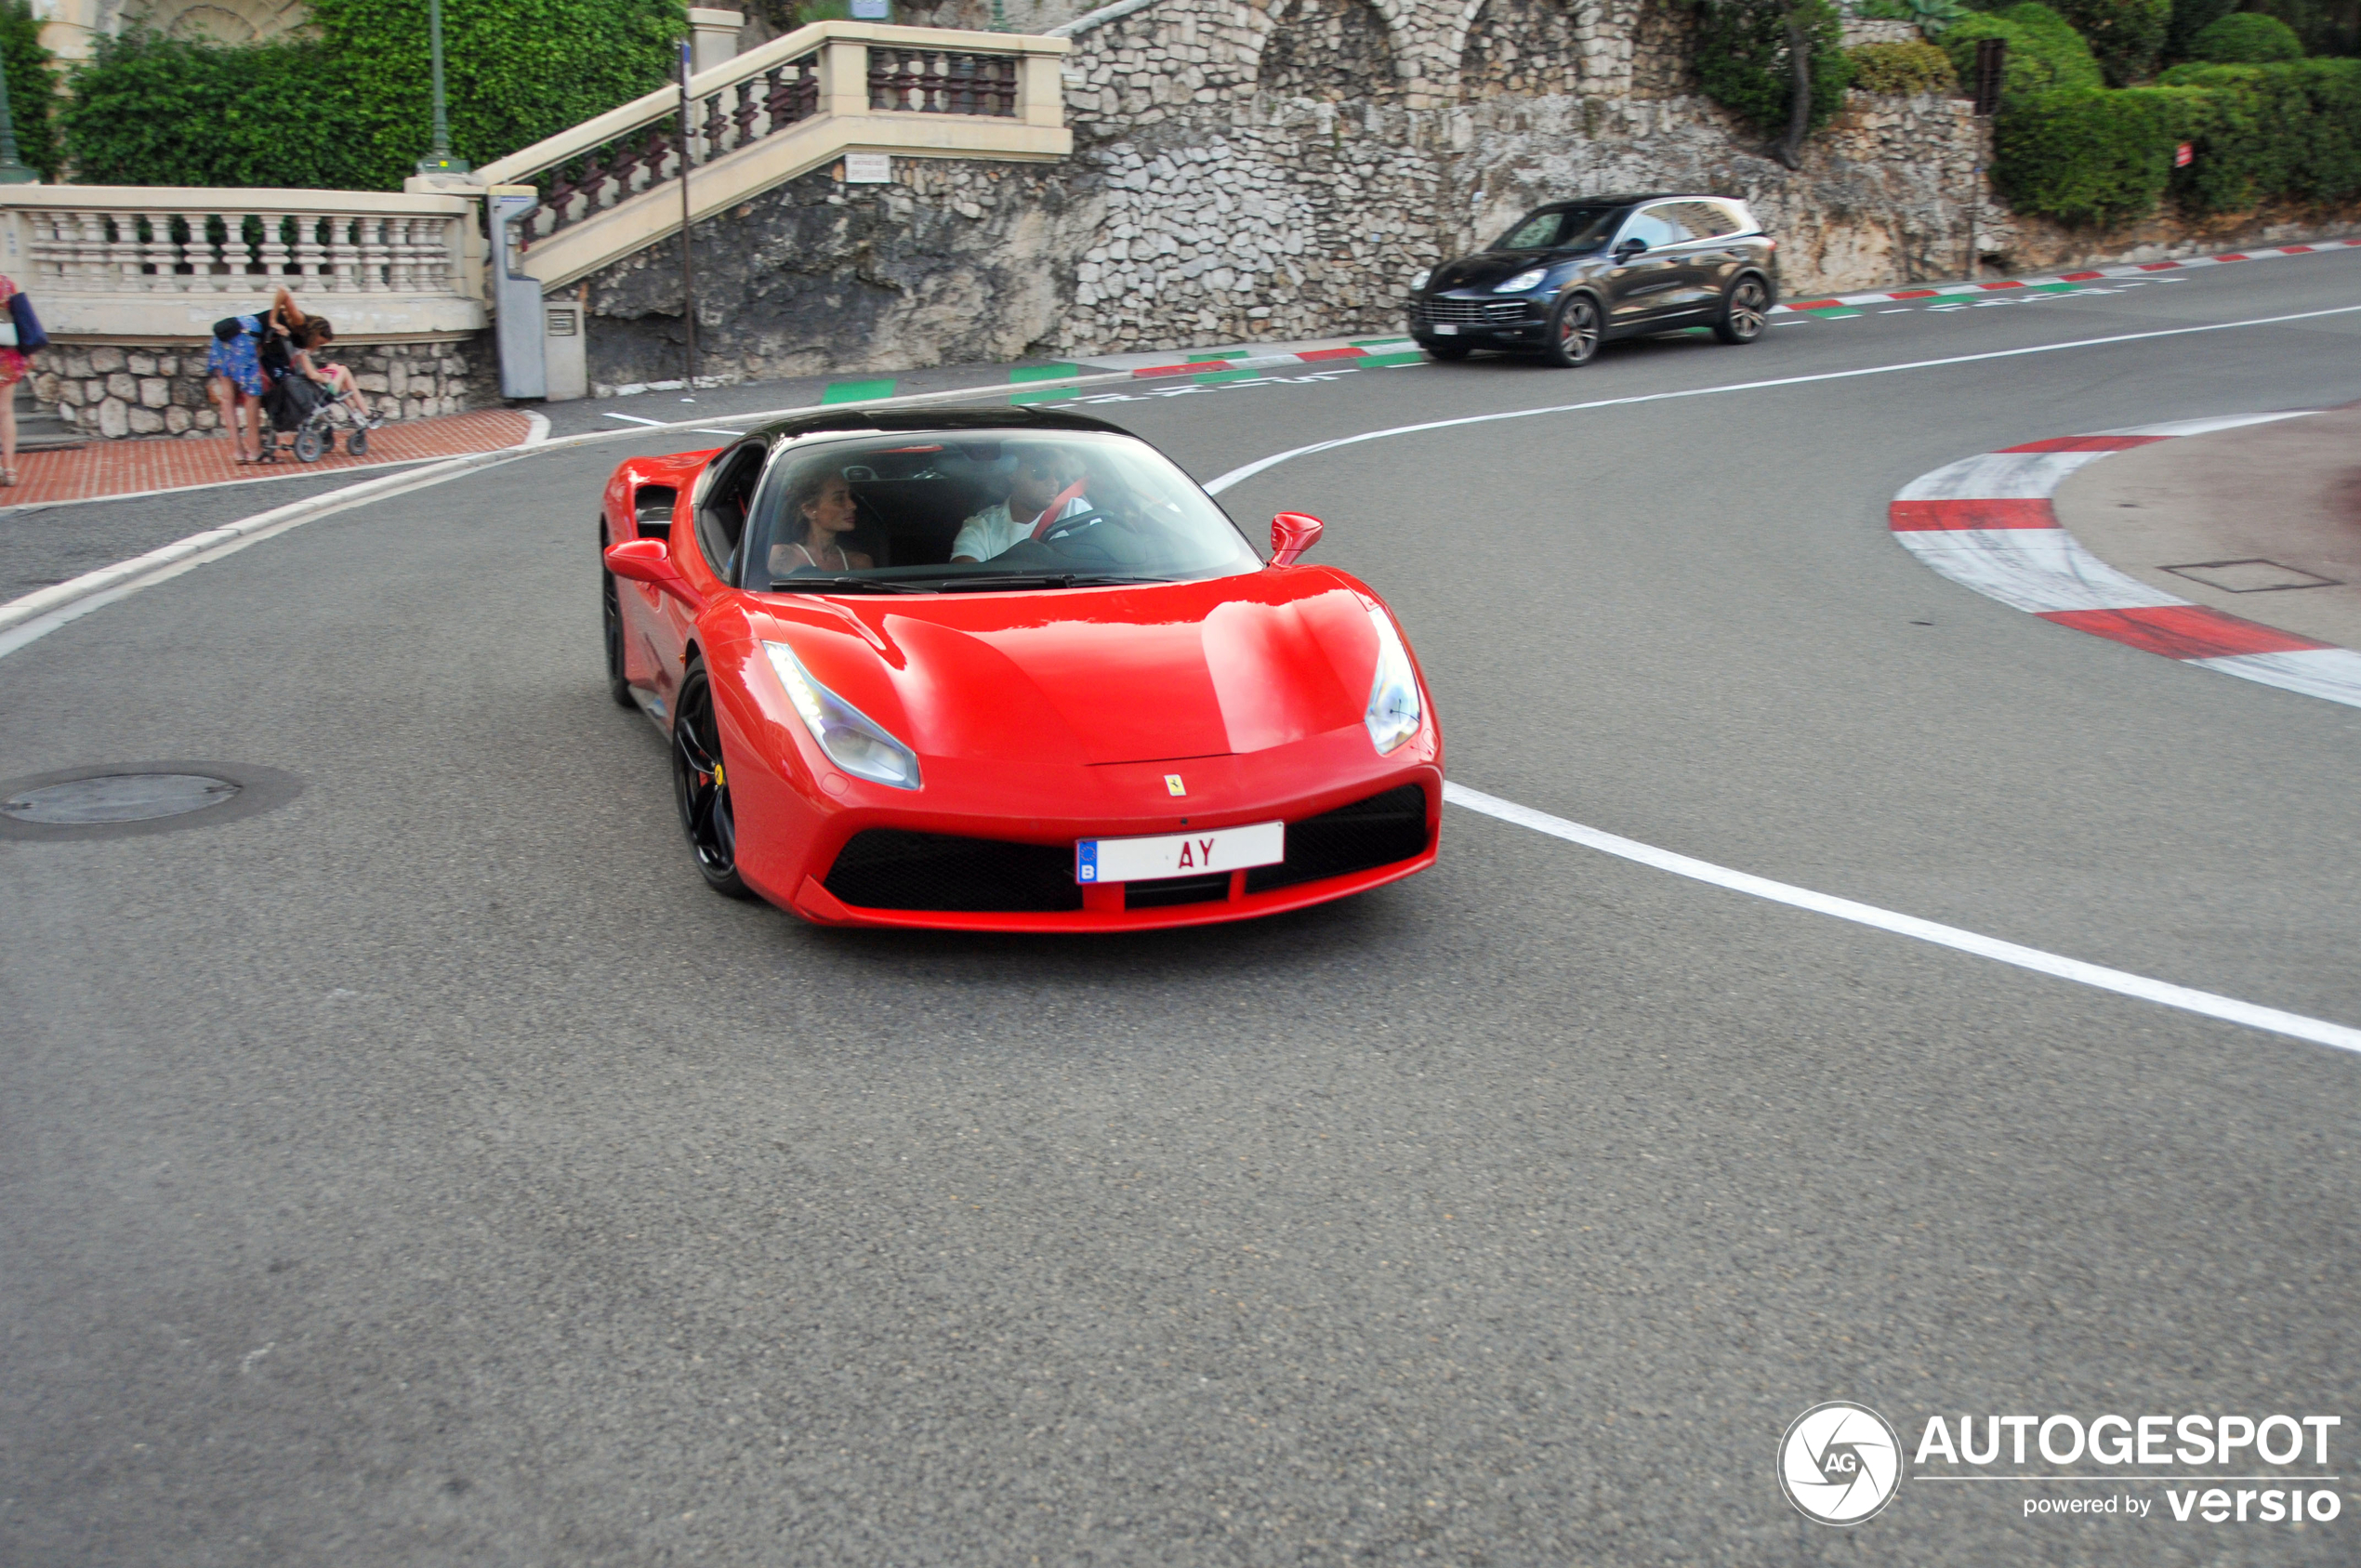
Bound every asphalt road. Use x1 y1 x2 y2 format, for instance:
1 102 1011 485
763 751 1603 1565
3 251 2357 1566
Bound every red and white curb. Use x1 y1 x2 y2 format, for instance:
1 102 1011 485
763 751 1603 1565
1778 238 2361 313
1123 340 1416 377
1890 414 2361 710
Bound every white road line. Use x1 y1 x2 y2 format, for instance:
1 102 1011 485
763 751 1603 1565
601 412 666 426
1443 782 2361 1056
1201 302 2361 494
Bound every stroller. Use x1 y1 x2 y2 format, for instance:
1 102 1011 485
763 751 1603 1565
257 334 381 463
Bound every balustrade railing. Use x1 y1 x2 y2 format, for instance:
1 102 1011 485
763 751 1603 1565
866 49 1020 116
530 49 825 241
21 204 464 296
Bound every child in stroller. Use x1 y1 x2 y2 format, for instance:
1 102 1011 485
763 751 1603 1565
257 295 385 463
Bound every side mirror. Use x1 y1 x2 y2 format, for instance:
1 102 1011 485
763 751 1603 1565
605 536 703 609
1614 237 1647 262
1270 512 1324 567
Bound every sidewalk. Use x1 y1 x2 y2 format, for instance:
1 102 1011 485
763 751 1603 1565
2052 405 2361 653
0 408 539 508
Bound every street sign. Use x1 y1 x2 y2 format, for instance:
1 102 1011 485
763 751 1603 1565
2175 141 2195 167
844 152 892 184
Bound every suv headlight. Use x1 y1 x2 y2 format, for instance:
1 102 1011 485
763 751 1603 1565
1497 267 1548 293
1409 268 1431 291
1364 606 1422 755
763 640 921 790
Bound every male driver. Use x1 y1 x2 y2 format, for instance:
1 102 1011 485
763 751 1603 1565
950 444 1089 562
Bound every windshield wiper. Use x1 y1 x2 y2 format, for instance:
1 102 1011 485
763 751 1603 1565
933 573 1171 593
766 575 934 594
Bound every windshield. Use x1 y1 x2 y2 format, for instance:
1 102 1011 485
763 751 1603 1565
1493 204 1623 253
745 428 1262 593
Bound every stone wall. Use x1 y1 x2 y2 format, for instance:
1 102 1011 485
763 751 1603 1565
34 336 494 440
573 0 2361 386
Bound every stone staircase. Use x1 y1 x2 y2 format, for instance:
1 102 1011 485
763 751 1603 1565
14 381 82 452
478 20 1073 294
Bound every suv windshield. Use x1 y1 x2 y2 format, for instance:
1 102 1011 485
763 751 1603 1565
747 428 1263 593
1493 204 1623 252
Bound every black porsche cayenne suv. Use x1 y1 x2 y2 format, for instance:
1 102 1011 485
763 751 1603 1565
1406 193 1779 366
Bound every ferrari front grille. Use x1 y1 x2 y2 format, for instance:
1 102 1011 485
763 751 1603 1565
1246 784 1430 894
824 829 1082 913
1125 871 1232 910
1413 298 1531 325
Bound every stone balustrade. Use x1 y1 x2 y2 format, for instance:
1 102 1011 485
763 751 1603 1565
0 187 487 344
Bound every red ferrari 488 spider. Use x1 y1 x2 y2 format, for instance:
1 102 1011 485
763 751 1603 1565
600 406 1441 930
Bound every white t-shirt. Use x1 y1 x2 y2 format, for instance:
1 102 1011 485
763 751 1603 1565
951 495 1088 561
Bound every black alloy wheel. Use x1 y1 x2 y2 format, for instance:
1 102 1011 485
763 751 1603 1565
671 660 753 899
1423 339 1471 361
1543 293 1602 367
600 525 634 707
1714 274 1771 344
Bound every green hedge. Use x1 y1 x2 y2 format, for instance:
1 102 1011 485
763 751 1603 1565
2165 0 2237 59
2043 0 2171 84
2187 12 2305 61
59 33 360 188
63 0 685 191
0 0 58 180
1696 0 1853 140
1848 40 1962 93
1996 58 2361 221
1941 5 2106 97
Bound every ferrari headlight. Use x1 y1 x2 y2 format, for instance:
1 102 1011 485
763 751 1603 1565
762 640 921 790
1364 606 1422 755
1497 267 1549 293
1409 268 1431 291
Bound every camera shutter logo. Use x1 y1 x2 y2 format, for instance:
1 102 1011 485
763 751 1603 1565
1778 1402 1904 1524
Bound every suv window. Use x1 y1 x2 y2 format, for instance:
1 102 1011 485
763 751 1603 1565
1621 204 1690 249
1670 201 1739 238
694 443 766 583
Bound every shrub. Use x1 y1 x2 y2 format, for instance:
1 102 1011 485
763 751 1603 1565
1940 5 2106 98
2045 0 2171 84
307 0 687 191
2187 12 2305 60
1992 83 2199 219
62 0 686 190
1997 58 2361 221
1697 0 1853 140
2242 0 2360 59
2165 0 2236 59
60 32 366 188
0 0 59 181
1848 39 1964 92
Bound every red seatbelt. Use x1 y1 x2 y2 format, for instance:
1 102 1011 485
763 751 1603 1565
1028 478 1089 540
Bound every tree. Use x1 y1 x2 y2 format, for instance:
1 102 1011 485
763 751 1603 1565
1697 0 1852 165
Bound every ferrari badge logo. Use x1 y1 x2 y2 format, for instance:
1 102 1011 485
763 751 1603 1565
1165 774 1186 797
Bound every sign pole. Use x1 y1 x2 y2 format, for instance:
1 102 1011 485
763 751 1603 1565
1969 38 2006 282
678 39 698 397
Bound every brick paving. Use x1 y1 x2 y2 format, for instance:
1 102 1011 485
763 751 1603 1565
3 408 537 507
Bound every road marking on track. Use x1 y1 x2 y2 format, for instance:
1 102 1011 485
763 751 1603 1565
1201 302 2361 495
1442 783 2361 1056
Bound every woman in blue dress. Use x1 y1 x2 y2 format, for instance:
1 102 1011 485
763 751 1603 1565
206 312 269 464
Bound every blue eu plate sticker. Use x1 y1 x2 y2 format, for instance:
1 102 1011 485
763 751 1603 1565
1076 840 1098 882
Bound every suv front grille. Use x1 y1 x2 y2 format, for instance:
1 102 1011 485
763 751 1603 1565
1246 784 1431 894
1413 298 1532 325
824 829 1082 913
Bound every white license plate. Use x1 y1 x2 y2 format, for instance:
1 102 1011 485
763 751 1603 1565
1076 822 1284 884
1431 322 1458 336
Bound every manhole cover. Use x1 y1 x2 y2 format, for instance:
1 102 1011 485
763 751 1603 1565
2161 559 2342 593
3 772 242 824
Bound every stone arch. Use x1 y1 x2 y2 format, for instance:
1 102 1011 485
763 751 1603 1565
1628 0 1700 98
1257 0 1405 103
126 0 310 46
1456 0 1585 99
